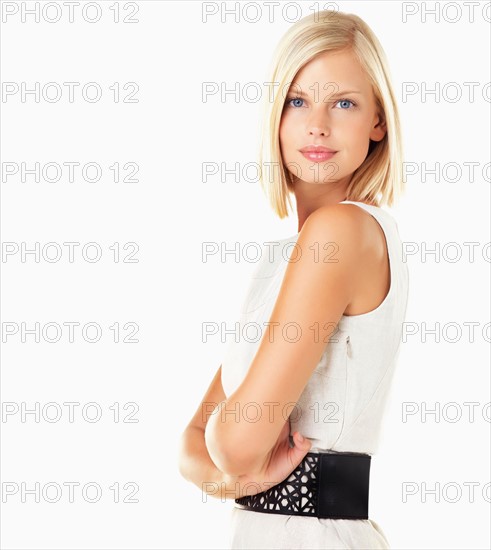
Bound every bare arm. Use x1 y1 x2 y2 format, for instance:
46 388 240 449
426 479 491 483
205 205 368 476
178 364 313 500
178 425 239 500
178 365 243 500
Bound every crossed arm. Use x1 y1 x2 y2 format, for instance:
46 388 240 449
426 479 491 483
203 204 365 477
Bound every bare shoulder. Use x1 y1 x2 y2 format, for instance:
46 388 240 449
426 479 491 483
302 203 390 316
301 202 380 250
300 203 388 284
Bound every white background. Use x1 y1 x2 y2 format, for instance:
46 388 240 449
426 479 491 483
1 1 490 549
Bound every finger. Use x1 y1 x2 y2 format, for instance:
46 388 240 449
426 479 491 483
288 431 312 466
293 431 311 449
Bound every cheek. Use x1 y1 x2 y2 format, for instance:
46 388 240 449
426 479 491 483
279 116 293 152
279 114 290 140
344 116 374 148
359 114 376 136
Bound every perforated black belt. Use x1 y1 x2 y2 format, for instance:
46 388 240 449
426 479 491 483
234 451 371 519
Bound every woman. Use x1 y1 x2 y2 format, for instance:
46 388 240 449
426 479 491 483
179 10 409 549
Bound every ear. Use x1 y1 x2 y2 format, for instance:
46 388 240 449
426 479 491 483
370 114 387 142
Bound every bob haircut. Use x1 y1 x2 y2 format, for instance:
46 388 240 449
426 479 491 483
258 10 404 219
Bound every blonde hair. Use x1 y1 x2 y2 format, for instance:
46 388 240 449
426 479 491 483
258 10 404 218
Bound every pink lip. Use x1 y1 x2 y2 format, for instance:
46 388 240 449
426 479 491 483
300 145 337 153
300 147 337 162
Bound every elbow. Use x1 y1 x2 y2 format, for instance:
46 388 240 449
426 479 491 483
210 451 253 478
214 449 254 478
177 431 192 482
204 420 256 477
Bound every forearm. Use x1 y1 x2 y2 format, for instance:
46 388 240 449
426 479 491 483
178 426 242 500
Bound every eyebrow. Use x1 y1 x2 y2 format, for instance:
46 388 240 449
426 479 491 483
287 88 362 97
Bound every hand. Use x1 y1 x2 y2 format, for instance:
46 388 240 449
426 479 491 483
234 417 312 498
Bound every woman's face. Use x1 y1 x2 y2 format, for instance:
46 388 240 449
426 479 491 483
279 49 386 187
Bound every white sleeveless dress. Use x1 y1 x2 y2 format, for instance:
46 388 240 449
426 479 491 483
220 201 409 550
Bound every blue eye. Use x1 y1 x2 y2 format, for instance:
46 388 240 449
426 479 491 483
336 99 356 109
287 97 304 108
286 96 357 109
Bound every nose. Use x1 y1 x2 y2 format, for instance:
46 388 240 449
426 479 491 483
307 113 330 137
309 127 327 137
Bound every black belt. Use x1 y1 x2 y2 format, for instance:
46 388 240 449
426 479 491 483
234 451 371 519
